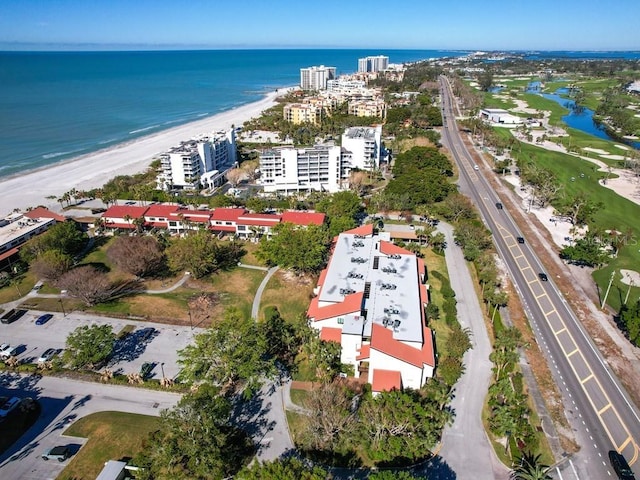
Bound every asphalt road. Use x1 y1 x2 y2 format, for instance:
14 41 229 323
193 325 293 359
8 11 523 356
0 374 180 480
439 76 640 479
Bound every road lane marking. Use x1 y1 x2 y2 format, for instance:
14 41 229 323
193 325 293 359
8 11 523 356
581 374 594 384
599 404 612 415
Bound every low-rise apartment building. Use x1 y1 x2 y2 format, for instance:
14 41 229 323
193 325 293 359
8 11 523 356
307 224 435 394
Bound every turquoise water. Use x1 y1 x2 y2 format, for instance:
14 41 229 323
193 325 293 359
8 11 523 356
0 49 462 179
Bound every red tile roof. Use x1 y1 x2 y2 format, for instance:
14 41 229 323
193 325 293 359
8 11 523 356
372 369 402 393
0 246 20 262
237 214 281 227
356 344 370 360
370 323 435 368
343 224 374 236
210 208 247 221
307 292 363 322
320 327 342 343
281 211 326 226
24 207 66 222
102 205 148 219
144 204 179 218
317 268 328 287
379 240 413 256
103 222 136 229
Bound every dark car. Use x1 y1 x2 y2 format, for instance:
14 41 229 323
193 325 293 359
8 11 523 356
1 309 26 324
608 451 635 480
516 237 525 244
538 273 548 282
495 202 503 210
35 313 53 325
42 445 70 462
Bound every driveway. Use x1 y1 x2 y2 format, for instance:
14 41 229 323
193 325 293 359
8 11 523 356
0 374 180 480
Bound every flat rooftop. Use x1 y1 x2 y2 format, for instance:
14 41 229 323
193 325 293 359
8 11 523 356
0 216 55 250
320 230 423 343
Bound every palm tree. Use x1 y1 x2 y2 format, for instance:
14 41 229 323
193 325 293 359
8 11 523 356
510 452 552 480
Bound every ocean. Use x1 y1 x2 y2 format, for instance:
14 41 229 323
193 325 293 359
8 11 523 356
0 49 462 179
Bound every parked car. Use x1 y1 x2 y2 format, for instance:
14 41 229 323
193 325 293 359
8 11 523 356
41 446 70 462
473 164 479 170
538 273 548 282
0 343 19 359
35 313 53 325
0 308 26 324
0 397 21 418
37 348 57 363
608 450 635 480
495 202 503 210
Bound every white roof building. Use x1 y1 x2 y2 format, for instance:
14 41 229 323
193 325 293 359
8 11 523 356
479 108 523 126
307 224 435 394
358 55 389 73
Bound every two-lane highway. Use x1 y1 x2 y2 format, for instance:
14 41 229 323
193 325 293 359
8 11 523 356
439 76 640 479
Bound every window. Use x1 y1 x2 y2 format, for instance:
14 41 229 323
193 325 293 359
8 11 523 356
237 225 246 231
337 317 344 325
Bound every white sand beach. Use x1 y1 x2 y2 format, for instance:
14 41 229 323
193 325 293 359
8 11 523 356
0 88 293 216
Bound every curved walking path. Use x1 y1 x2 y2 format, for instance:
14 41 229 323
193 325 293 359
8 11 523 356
435 222 510 480
251 266 279 320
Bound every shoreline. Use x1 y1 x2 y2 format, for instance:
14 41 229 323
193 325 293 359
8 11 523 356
0 87 294 216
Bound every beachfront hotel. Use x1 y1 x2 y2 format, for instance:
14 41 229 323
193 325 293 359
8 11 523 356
307 224 435 394
156 128 237 191
357 55 389 73
300 65 336 91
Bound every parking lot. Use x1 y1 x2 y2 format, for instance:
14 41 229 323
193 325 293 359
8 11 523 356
0 310 199 380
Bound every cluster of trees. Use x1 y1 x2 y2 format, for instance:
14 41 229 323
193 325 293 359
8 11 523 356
595 84 640 137
384 93 443 139
63 324 116 370
385 146 454 210
487 326 537 454
256 223 330 274
618 298 640 347
294 380 453 467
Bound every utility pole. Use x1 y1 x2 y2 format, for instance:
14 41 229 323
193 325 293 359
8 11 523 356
624 278 635 305
601 270 616 309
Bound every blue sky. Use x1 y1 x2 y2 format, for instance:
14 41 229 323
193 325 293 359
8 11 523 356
0 0 638 51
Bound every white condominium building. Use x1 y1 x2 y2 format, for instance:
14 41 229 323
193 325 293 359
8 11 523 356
300 65 336 91
358 55 389 73
259 145 348 194
341 125 383 170
157 128 236 190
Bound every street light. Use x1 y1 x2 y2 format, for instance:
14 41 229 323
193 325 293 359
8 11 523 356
160 362 166 380
188 308 193 331
58 297 66 317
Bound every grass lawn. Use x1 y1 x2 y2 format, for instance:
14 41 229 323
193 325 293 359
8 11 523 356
59 411 159 480
240 241 267 267
508 137 640 311
289 388 310 407
424 248 453 358
0 271 37 303
482 92 517 110
258 270 315 322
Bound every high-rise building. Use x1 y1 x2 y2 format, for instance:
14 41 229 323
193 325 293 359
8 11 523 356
259 145 348 194
300 65 336 91
157 128 236 190
341 125 383 170
357 55 389 73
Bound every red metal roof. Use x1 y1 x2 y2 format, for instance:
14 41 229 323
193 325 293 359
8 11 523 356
237 214 282 227
144 204 179 218
23 207 66 222
307 292 364 322
379 240 413 256
317 268 328 287
210 225 236 232
102 205 148 219
356 344 370 360
320 327 342 343
370 323 435 368
0 246 20 262
103 222 136 229
372 369 402 393
343 224 374 236
210 208 247 221
281 211 325 226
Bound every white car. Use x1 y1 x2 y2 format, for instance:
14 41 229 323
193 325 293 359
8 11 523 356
37 348 57 363
0 343 18 359
473 164 479 170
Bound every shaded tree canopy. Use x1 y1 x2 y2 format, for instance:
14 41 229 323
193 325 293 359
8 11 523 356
255 223 330 273
135 384 254 480
237 457 330 480
57 265 136 306
107 235 166 278
178 307 274 396
20 220 87 262
64 324 115 369
166 231 244 278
